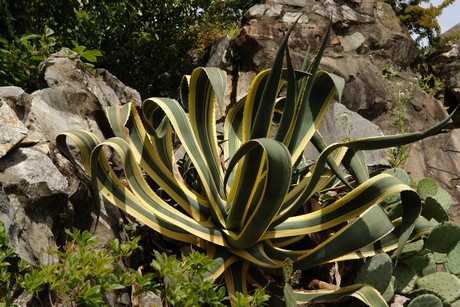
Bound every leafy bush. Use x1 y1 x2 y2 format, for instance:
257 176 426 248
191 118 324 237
0 221 19 306
0 27 54 91
1 224 266 306
0 0 260 97
17 228 140 305
0 25 101 93
57 20 456 306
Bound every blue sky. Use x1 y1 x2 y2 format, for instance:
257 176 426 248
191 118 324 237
428 0 460 33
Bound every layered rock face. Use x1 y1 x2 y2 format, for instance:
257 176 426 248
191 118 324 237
0 0 459 282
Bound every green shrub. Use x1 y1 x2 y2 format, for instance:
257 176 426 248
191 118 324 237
0 25 101 93
0 0 260 97
0 223 267 306
0 221 18 306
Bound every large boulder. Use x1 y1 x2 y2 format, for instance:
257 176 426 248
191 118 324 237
0 146 68 264
0 51 141 267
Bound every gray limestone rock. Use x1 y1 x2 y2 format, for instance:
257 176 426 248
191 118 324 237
0 50 139 267
0 147 68 201
0 98 28 158
0 147 68 264
0 86 29 120
339 32 366 52
304 102 389 167
269 0 307 7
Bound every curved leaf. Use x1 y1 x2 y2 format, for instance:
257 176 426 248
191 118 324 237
224 138 292 249
293 284 388 307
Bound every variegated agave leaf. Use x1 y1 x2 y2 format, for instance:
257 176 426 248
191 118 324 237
56 20 456 306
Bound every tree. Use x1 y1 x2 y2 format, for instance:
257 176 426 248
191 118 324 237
384 0 456 46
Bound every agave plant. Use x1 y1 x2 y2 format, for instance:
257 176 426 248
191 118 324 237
57 22 454 306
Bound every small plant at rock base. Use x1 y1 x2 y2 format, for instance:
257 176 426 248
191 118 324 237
417 70 445 101
17 228 141 306
150 250 227 306
1 225 266 306
383 62 414 168
338 111 353 141
0 221 20 306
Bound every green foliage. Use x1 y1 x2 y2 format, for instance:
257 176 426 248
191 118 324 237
230 289 269 307
17 228 140 305
382 63 414 168
0 22 101 93
0 224 266 306
384 0 455 47
150 250 227 306
0 26 53 91
0 222 18 306
416 64 445 101
0 0 260 97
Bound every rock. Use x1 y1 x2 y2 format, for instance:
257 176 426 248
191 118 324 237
26 86 107 143
93 69 142 107
0 147 68 199
429 23 460 126
0 184 14 238
270 0 307 8
0 86 28 99
304 102 389 167
0 86 29 120
0 147 68 264
22 52 142 146
206 34 231 68
246 3 283 19
283 12 309 24
339 32 366 52
0 50 141 268
0 98 28 158
132 290 163 307
320 55 390 119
